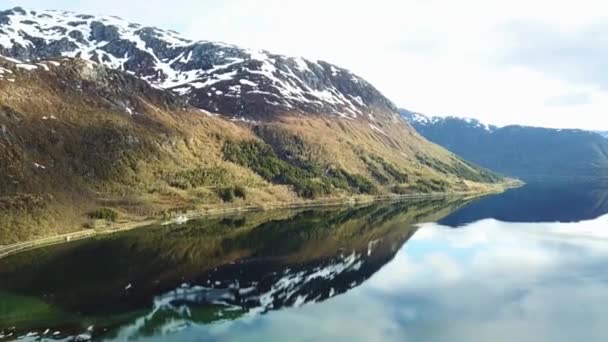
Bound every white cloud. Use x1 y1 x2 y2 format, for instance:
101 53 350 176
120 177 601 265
7 0 608 129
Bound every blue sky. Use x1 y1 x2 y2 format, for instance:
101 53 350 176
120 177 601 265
3 0 608 130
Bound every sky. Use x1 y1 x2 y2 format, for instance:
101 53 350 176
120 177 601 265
4 0 608 130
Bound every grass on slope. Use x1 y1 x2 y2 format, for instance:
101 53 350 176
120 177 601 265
0 58 506 244
223 139 376 198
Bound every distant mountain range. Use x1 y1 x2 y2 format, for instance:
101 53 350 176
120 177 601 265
0 7 505 243
401 109 608 180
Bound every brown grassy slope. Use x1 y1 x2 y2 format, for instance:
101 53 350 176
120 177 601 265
0 57 503 244
253 115 502 191
0 58 286 243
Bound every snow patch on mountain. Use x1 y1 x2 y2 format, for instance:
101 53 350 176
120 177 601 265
15 63 37 70
0 7 398 120
460 117 496 132
400 109 496 132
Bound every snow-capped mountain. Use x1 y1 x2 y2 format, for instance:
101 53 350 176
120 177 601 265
398 108 433 125
400 108 608 180
0 7 507 248
399 109 497 132
0 7 398 120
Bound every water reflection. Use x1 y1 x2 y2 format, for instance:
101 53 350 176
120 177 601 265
3 186 608 342
441 180 608 226
0 197 468 340
167 214 608 342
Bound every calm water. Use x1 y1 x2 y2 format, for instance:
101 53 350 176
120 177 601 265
1 181 608 341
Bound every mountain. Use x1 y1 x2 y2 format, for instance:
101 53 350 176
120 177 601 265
0 7 395 121
401 109 608 180
596 131 608 139
0 7 505 244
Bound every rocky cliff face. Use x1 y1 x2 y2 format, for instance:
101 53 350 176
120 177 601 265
0 7 397 121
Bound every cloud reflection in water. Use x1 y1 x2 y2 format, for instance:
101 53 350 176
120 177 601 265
165 214 608 342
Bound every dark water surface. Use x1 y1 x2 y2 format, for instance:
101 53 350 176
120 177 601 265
1 181 608 341
441 179 608 225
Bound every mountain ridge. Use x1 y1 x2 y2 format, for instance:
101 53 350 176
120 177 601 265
0 7 507 244
401 109 608 180
0 6 398 122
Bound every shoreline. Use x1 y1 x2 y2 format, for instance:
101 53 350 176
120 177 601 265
0 183 519 260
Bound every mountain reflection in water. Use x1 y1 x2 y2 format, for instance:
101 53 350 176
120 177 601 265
440 179 608 226
0 197 468 340
3 182 608 342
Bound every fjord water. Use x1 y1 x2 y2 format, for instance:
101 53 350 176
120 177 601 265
1 181 608 341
